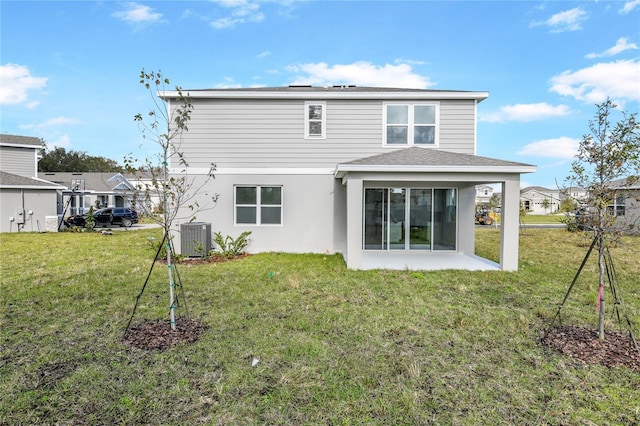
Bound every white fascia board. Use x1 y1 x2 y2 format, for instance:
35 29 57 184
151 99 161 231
0 184 62 190
170 167 335 175
334 164 537 178
160 90 489 102
0 142 43 149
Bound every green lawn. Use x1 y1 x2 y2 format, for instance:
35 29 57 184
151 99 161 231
519 214 566 224
1 228 639 425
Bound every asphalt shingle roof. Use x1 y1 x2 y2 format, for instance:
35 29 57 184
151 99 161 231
0 171 61 189
341 147 533 168
39 172 132 192
0 134 43 147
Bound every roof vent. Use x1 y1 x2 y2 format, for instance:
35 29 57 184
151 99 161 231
333 84 356 89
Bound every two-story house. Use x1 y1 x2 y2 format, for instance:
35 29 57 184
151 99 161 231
161 86 535 271
0 134 63 232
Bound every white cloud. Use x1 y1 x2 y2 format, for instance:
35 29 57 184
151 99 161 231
28 117 79 132
530 7 587 32
0 64 48 106
619 0 640 14
550 59 640 104
481 103 572 123
209 0 264 29
585 37 638 58
517 137 580 159
47 134 73 150
112 3 163 26
257 50 271 59
286 61 434 89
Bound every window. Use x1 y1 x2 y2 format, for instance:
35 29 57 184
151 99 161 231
384 103 438 146
235 186 282 225
305 101 326 139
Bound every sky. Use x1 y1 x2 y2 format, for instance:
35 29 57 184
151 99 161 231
1 0 639 189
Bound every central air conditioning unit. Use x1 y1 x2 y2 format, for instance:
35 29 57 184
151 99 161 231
180 222 212 257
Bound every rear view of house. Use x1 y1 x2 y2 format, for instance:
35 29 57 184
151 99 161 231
161 86 535 271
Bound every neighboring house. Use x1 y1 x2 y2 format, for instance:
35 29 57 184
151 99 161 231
475 185 494 206
0 134 63 232
562 186 588 205
520 186 561 215
608 177 640 234
40 172 137 217
160 86 536 271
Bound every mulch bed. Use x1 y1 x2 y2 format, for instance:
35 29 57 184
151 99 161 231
123 318 209 351
541 325 640 372
157 253 249 266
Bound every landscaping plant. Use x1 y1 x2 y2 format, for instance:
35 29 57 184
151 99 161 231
564 98 640 339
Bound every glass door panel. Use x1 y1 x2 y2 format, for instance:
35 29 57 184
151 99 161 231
433 189 457 250
364 189 386 250
389 188 406 250
409 189 431 250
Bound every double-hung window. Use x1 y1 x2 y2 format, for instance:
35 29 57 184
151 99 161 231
235 185 282 225
384 103 438 146
305 101 326 139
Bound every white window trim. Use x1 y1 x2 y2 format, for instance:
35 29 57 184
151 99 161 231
234 185 283 226
383 102 439 147
304 101 326 140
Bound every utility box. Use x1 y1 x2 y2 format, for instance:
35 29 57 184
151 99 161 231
180 222 212 257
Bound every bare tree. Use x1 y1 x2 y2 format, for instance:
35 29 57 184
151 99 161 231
127 69 217 331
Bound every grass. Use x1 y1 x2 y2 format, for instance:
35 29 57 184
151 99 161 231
519 213 566 224
1 228 639 425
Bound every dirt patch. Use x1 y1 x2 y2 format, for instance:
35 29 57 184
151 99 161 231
542 325 640 372
123 318 208 351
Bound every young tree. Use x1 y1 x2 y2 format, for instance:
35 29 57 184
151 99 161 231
565 98 640 339
129 69 216 331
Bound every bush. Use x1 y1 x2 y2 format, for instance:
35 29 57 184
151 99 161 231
212 231 251 258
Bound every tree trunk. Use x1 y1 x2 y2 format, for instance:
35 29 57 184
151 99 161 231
597 235 605 340
167 238 177 331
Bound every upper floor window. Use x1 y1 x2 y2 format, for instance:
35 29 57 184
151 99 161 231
384 103 438 146
235 185 282 225
305 101 326 139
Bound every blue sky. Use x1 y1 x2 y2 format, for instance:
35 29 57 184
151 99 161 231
1 0 639 188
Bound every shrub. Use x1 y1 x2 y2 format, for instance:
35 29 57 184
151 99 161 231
212 231 251 258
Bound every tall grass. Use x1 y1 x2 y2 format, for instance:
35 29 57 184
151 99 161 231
1 228 638 425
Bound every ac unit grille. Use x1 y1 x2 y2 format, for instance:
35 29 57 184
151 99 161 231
180 222 212 257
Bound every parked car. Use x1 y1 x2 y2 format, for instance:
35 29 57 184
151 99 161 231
66 207 139 228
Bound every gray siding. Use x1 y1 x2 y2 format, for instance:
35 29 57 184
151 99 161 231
177 98 477 169
0 147 37 177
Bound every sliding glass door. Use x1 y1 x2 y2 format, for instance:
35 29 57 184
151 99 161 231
363 187 456 251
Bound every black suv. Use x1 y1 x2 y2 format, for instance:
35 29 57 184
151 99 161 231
94 208 139 227
67 207 139 228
